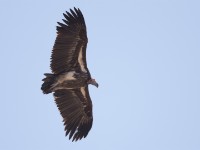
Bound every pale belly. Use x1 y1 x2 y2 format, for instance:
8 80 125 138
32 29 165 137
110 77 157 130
51 71 89 90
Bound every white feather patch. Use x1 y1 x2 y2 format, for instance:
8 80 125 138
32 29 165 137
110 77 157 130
78 47 87 73
51 71 76 91
64 71 76 80
80 87 86 99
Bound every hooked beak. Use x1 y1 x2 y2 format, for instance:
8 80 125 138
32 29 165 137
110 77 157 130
88 79 99 88
91 82 99 88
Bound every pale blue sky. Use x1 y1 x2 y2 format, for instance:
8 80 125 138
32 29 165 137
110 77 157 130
1 0 200 150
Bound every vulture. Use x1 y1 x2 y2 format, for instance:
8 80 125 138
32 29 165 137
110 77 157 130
41 7 98 142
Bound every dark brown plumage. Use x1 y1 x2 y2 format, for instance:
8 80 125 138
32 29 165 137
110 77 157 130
51 8 88 74
54 87 93 141
41 8 98 142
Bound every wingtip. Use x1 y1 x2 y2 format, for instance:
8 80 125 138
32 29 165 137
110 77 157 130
69 8 73 13
73 7 78 11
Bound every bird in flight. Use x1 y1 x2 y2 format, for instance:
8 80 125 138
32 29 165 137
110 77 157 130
41 7 98 141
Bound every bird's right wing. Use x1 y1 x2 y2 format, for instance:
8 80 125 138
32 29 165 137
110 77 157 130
53 86 93 141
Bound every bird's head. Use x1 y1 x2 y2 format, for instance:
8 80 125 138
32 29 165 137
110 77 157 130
88 79 99 88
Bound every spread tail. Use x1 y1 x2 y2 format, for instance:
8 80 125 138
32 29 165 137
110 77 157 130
41 73 55 94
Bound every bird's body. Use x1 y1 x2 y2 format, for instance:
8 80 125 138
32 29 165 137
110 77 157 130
50 71 89 90
41 8 98 141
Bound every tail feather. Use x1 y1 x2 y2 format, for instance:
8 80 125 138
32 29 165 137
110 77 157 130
41 73 55 94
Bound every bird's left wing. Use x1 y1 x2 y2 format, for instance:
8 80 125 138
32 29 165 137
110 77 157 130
51 8 88 74
53 86 93 141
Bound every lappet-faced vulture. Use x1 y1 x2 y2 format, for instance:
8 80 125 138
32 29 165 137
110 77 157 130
41 7 98 141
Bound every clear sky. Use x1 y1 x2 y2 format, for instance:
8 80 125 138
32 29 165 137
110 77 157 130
1 0 200 150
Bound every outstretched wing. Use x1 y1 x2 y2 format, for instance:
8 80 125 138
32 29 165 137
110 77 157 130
54 86 93 141
51 8 88 74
